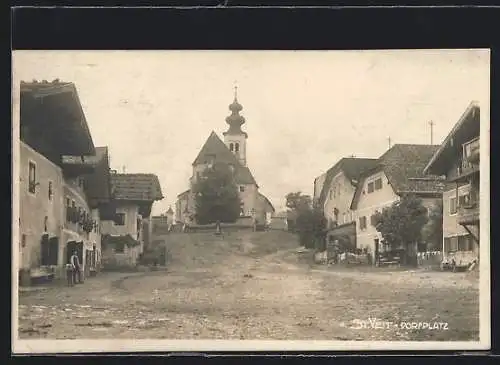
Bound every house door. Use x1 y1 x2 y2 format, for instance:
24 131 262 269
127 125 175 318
66 241 83 266
374 238 380 266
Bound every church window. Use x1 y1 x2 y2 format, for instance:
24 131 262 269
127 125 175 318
235 143 239 152
240 186 245 193
229 143 234 152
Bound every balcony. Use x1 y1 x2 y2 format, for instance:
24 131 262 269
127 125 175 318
457 201 480 226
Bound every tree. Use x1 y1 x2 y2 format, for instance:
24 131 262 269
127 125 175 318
285 192 312 212
421 200 443 251
285 197 326 249
372 194 429 266
192 163 242 225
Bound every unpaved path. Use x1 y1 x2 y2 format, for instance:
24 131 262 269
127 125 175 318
18 230 479 341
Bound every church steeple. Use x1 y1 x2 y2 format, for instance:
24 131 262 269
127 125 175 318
224 85 248 138
223 84 248 166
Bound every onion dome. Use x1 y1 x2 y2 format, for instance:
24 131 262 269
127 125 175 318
224 85 247 136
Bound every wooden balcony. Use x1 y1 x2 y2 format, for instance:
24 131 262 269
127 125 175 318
457 202 480 226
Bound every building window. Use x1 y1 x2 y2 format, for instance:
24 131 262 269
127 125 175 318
458 193 470 208
115 241 125 253
48 181 53 200
28 161 36 193
374 178 382 190
41 235 58 266
114 213 126 226
235 143 239 152
449 197 458 215
342 212 347 224
359 216 367 230
367 181 374 193
239 186 245 193
229 143 234 152
458 235 470 251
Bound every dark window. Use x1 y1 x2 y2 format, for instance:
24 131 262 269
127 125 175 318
374 178 382 190
229 143 234 151
235 143 239 152
458 235 470 251
239 186 245 192
367 182 374 193
48 181 53 200
359 216 367 230
41 235 58 266
28 162 36 193
370 214 377 226
114 213 126 226
449 197 457 215
458 193 470 207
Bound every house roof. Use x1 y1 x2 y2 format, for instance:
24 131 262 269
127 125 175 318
110 173 164 202
192 131 258 186
166 206 174 214
317 157 378 208
83 147 112 208
423 101 480 175
177 189 191 198
20 80 95 157
350 144 445 210
258 192 275 213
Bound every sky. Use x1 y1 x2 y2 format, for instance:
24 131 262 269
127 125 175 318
12 50 490 215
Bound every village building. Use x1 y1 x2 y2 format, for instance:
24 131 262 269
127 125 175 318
350 144 445 264
176 90 274 227
315 158 378 250
100 173 163 268
423 102 480 260
19 80 110 285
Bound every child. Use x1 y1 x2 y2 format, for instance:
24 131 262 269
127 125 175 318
66 264 74 286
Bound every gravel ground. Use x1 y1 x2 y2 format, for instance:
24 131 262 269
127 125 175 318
18 230 479 341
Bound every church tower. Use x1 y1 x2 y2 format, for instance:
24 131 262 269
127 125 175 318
223 85 248 166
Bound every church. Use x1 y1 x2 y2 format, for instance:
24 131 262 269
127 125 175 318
176 89 274 226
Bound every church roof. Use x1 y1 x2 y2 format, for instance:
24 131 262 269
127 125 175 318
192 131 258 186
192 131 239 166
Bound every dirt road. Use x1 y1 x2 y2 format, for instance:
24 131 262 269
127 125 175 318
18 230 479 340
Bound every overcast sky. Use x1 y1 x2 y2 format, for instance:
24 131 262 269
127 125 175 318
13 50 489 215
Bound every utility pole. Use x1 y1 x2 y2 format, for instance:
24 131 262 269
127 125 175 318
429 120 435 145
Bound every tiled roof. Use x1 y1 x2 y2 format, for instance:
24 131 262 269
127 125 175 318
84 147 111 207
110 173 164 202
424 101 480 175
234 165 258 185
193 131 258 186
193 131 240 166
317 157 378 208
350 144 445 209
20 80 95 156
177 189 191 198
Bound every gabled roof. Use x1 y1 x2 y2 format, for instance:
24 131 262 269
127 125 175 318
423 101 480 175
177 189 191 198
192 131 258 186
166 206 174 214
350 144 445 210
84 147 112 208
110 173 164 202
193 131 240 166
317 157 378 208
20 80 95 157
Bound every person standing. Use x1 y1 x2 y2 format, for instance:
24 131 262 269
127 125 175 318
70 250 82 284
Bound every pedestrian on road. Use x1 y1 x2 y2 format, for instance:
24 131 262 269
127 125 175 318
70 251 82 284
66 263 74 286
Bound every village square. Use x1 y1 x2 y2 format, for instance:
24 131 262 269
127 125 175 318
14 51 485 343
